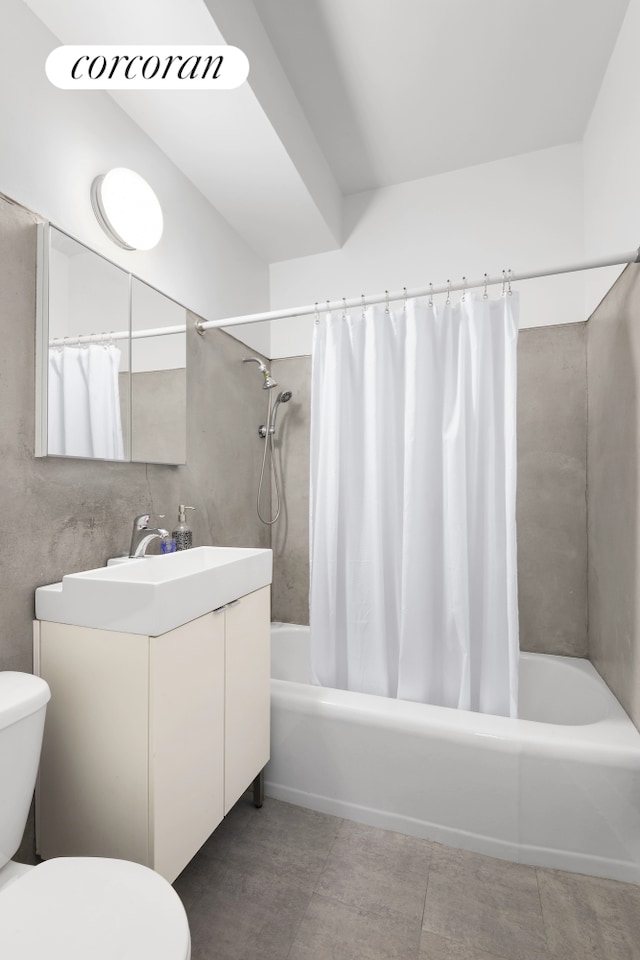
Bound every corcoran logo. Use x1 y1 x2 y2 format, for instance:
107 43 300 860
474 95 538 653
46 45 249 90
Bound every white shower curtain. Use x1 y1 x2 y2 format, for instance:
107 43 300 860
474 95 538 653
48 344 125 460
310 294 519 717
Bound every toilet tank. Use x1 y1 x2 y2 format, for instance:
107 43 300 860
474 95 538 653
0 673 51 868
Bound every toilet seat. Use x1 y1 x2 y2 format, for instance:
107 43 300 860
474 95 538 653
0 857 191 959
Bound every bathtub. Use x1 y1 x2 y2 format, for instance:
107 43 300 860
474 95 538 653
266 623 640 884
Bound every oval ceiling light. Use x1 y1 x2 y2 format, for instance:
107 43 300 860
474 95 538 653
90 167 163 250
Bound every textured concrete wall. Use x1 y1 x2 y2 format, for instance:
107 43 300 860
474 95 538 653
270 357 312 624
587 263 640 729
0 195 270 679
517 324 587 656
270 328 588 662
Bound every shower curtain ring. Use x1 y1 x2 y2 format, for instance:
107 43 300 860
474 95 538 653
502 270 507 296
403 287 408 308
342 297 347 320
483 273 489 299
429 283 434 308
361 294 366 320
385 290 390 314
461 277 467 302
446 280 451 304
507 269 513 295
314 302 319 325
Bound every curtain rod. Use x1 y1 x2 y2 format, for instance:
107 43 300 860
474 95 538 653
195 247 640 333
49 324 186 348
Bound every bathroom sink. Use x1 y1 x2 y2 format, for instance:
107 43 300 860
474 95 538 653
35 546 272 636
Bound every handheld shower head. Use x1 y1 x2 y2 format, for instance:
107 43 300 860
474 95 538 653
268 390 293 435
242 357 278 389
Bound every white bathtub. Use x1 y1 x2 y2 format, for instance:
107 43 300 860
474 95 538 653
266 623 640 884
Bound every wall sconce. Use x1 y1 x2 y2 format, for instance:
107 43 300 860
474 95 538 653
90 168 163 250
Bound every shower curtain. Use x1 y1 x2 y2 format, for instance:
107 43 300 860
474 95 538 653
309 294 519 717
48 343 125 460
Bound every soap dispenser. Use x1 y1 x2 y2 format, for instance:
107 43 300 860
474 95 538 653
172 505 195 550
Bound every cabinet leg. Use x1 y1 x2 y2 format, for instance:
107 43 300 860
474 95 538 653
252 769 264 808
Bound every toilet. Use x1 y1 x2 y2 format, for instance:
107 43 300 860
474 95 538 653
0 672 191 959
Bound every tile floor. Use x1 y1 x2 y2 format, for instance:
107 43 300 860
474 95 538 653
173 795 640 960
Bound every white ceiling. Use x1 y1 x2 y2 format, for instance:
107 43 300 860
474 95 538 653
22 0 630 262
252 0 631 194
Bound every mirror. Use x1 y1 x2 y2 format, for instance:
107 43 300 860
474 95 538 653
36 224 187 465
41 227 130 461
131 279 187 464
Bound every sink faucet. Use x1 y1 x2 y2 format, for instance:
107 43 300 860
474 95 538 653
129 514 170 558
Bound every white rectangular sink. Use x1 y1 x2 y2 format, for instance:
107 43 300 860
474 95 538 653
35 546 273 636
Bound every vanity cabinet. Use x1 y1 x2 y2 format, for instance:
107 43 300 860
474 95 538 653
34 585 270 882
223 591 271 814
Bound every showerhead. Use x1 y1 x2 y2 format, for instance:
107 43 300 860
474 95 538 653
267 389 293 436
242 356 278 389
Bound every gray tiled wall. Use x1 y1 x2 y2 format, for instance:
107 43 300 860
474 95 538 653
517 323 587 656
0 195 270 676
270 357 312 625
587 262 640 729
272 326 589 660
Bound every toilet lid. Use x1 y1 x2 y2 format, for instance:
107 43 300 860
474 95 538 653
0 857 190 960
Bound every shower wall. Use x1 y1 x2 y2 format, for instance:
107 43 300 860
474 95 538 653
517 324 588 655
270 356 312 626
271 323 589 659
587 263 640 729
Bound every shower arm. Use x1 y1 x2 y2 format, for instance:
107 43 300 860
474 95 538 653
242 356 278 390
242 357 267 373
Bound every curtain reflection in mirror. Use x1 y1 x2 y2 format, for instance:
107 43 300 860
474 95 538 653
48 343 125 460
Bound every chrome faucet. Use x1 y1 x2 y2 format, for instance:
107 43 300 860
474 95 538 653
129 514 170 558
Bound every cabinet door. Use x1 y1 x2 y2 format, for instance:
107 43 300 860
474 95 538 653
224 586 271 814
37 623 150 864
150 612 225 881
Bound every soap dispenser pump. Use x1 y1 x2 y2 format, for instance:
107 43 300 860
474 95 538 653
172 505 195 551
